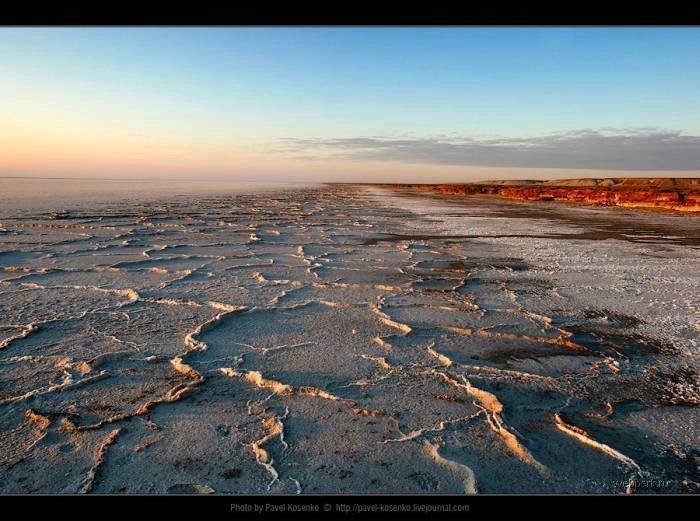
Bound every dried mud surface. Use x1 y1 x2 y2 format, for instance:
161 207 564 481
0 185 698 494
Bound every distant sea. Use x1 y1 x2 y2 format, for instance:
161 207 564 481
0 177 317 211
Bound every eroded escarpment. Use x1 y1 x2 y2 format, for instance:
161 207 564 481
0 185 697 494
375 178 700 213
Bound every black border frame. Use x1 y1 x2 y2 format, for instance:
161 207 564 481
2 1 700 26
2 2 699 519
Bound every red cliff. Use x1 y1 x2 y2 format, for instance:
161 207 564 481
379 178 700 213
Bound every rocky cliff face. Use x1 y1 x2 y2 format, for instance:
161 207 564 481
381 178 700 212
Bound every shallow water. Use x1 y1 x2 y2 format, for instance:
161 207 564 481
0 177 314 211
0 183 697 494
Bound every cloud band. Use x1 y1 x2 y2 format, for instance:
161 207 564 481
279 128 700 171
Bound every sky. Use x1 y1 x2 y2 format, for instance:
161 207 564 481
1 27 700 182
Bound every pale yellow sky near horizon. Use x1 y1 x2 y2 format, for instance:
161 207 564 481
4 115 699 183
2 160 698 184
2 130 699 184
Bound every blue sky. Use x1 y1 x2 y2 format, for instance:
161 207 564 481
1 28 699 180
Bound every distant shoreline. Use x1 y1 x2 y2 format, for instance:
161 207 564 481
0 176 314 184
354 178 700 213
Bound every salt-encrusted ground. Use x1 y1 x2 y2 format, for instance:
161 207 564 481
0 184 697 494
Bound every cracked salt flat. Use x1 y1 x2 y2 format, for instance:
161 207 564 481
0 183 698 494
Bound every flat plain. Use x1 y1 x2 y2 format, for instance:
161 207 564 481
0 182 697 494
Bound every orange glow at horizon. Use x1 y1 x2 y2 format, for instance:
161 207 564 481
3 116 699 183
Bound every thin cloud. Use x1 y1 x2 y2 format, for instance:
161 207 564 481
278 128 700 170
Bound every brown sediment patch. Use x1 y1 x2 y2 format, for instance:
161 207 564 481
564 325 673 358
361 233 472 246
582 309 645 329
444 326 586 353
